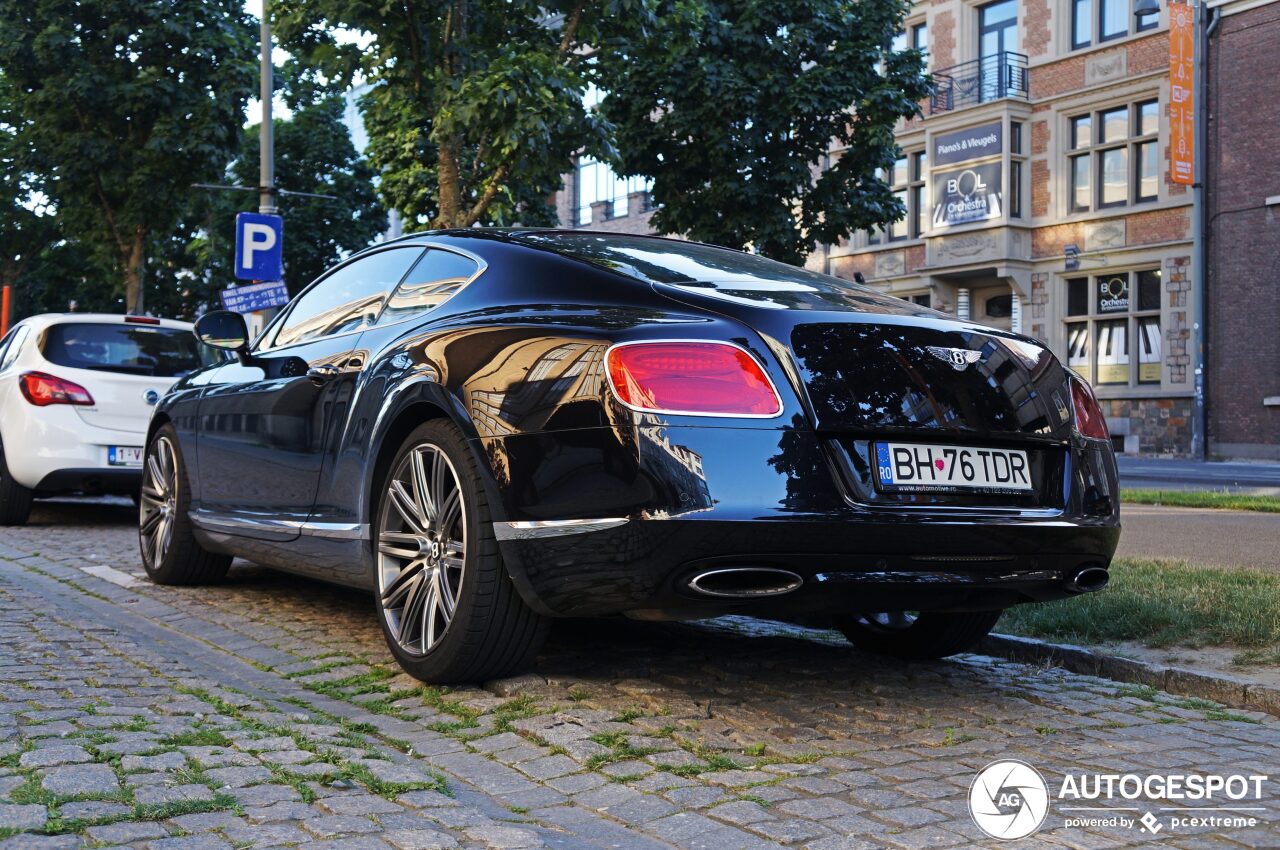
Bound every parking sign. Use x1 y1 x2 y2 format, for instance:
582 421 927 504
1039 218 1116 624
234 212 284 281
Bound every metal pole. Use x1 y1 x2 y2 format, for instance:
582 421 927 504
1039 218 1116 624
259 7 277 216
1189 0 1215 461
1 285 10 336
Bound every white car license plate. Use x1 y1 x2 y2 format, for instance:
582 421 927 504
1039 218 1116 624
108 446 144 466
875 442 1032 492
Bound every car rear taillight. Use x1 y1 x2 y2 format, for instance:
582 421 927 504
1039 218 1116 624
605 341 782 417
19 371 95 407
124 315 161 325
1070 376 1109 440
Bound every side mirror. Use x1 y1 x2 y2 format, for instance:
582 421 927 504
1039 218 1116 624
194 310 250 360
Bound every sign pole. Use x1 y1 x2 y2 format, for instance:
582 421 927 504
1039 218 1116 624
259 6 277 216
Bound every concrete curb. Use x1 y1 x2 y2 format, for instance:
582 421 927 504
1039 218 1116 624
982 633 1280 719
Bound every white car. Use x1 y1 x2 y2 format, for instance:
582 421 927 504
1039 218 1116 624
0 313 216 525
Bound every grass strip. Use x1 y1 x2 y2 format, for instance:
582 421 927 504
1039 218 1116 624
998 557 1280 665
1121 489 1280 513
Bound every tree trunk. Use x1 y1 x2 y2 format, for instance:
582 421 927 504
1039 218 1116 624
436 138 463 228
124 225 146 315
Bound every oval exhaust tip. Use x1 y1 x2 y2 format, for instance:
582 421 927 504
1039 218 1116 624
1064 566 1110 594
687 567 803 598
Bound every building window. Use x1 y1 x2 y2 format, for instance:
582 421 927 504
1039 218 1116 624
911 293 932 308
576 158 651 226
886 150 927 241
912 22 928 66
1066 100 1159 212
1010 122 1025 219
1071 0 1159 50
1065 269 1163 387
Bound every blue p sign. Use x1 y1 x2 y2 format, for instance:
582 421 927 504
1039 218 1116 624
234 212 284 281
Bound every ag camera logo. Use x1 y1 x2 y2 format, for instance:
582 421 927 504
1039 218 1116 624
969 760 1050 840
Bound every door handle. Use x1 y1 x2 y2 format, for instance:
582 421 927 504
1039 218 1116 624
307 363 341 385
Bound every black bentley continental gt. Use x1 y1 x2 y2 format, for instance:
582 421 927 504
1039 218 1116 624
139 230 1120 682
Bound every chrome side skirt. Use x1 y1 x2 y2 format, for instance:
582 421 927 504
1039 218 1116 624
189 511 368 540
493 517 629 541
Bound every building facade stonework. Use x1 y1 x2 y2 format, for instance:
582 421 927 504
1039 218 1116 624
553 0 1277 457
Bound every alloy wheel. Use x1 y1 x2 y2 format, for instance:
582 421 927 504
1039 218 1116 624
377 443 466 656
139 437 178 567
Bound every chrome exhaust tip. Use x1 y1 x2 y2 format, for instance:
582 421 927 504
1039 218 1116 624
686 567 803 598
1064 566 1110 594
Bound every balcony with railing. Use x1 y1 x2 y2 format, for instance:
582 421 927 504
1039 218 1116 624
929 52 1029 115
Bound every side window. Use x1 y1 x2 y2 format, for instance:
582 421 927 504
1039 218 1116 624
272 248 423 349
0 326 29 372
376 249 480 326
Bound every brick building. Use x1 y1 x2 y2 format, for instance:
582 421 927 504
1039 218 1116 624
1204 0 1280 459
555 0 1276 457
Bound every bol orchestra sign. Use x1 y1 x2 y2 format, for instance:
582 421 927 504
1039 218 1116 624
932 162 1003 228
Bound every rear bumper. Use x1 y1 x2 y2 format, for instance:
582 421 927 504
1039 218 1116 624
34 467 141 495
2 404 146 492
482 424 1120 618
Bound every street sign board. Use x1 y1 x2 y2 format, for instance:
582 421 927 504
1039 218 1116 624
220 280 290 314
1169 2 1195 186
234 212 284 281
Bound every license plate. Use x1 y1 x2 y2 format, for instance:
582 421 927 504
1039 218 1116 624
108 446 144 466
875 442 1032 493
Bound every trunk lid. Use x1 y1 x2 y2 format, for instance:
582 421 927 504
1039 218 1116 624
653 280 1075 443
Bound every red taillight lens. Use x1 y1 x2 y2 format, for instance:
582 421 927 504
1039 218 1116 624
1070 376 1109 440
606 342 782 417
19 371 95 407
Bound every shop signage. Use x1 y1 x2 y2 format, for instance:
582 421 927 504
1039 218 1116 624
933 122 1003 167
932 162 1003 228
1169 2 1195 186
1097 275 1130 313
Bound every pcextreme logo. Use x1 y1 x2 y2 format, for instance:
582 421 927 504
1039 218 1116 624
968 760 1270 840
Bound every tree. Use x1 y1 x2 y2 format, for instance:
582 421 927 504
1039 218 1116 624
0 0 258 314
273 0 646 229
0 73 61 302
600 0 930 264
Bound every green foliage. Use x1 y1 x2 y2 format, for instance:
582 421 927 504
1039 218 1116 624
0 0 258 312
601 0 930 263
273 0 647 228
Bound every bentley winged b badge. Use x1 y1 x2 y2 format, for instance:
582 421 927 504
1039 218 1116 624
926 346 983 371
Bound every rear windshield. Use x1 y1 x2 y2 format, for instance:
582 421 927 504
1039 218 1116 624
512 232 922 313
42 323 209 377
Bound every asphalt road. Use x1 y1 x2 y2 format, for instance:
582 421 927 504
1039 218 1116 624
1117 503 1280 570
1118 457 1280 495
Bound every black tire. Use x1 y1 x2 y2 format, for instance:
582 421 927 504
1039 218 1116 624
837 610 1002 660
138 424 231 585
373 420 549 684
0 439 33 526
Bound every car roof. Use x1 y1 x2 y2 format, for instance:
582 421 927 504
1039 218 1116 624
14 313 194 332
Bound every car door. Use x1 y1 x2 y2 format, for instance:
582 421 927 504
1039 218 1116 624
307 246 486 527
192 247 424 538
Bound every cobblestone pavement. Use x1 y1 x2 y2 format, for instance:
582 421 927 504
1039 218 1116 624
1 498 1277 850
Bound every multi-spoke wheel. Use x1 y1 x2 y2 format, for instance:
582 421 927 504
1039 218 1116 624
138 423 231 585
374 420 548 683
139 436 178 567
378 444 466 656
836 610 1003 660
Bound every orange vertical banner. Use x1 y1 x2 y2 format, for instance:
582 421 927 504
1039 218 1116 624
1169 1 1196 186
